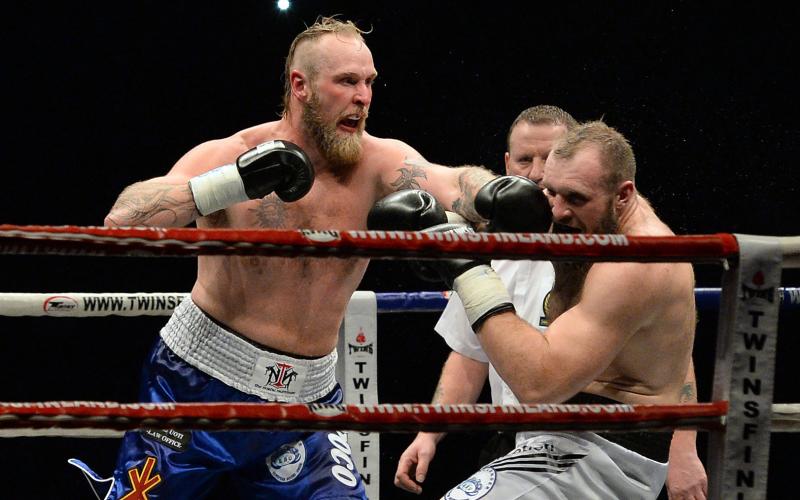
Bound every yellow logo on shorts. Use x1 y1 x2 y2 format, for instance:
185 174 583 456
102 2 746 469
120 456 162 500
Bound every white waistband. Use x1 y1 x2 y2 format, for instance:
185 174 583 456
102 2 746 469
160 297 337 403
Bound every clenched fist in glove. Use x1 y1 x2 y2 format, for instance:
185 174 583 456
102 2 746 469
189 140 314 215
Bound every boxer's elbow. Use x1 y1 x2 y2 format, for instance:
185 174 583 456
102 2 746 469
510 373 575 404
513 386 555 404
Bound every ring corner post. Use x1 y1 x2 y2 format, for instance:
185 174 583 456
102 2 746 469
708 234 781 500
339 291 380 499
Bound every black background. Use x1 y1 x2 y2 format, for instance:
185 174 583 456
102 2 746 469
2 1 799 498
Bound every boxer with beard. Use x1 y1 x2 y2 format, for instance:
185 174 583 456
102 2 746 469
410 121 697 499
69 16 499 500
396 112 705 499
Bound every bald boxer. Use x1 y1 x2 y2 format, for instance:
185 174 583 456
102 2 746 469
390 121 697 499
70 16 499 500
395 107 706 499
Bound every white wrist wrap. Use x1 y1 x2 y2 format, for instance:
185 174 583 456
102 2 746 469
453 265 513 328
188 164 249 216
445 211 467 224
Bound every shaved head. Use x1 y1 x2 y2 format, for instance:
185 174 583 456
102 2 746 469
282 16 368 117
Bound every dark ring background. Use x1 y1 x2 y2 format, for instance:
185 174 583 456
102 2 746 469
2 2 798 498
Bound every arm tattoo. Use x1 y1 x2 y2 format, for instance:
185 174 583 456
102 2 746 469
390 161 428 191
451 168 496 222
107 181 197 226
679 382 697 403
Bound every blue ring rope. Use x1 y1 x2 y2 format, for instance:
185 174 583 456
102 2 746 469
375 288 800 313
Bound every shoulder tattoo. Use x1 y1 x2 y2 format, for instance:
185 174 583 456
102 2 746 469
390 158 429 191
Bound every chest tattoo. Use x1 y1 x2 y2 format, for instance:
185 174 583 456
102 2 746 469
249 196 287 228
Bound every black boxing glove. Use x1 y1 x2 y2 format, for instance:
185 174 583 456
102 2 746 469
367 191 514 329
475 175 551 233
367 189 448 231
367 190 451 283
189 140 314 216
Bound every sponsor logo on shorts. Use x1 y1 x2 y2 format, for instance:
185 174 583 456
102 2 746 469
120 456 162 500
43 295 78 314
265 362 299 391
445 467 496 499
327 431 359 488
143 428 191 452
268 441 306 483
301 229 341 242
251 357 308 398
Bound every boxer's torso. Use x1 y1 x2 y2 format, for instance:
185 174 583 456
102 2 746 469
547 210 696 405
191 123 398 356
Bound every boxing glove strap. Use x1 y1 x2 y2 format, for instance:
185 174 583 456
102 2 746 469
453 265 515 331
188 164 249 216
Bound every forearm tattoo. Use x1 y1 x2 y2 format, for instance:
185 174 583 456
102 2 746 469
679 382 697 403
107 181 197 226
451 168 496 222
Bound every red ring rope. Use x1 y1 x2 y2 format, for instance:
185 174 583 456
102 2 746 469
0 401 727 434
0 224 739 262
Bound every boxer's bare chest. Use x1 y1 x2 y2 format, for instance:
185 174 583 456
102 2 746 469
214 170 378 231
201 172 379 283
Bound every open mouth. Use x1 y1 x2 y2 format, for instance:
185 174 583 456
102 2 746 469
338 115 362 132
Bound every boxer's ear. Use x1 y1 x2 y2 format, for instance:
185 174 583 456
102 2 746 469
291 70 310 102
615 181 634 210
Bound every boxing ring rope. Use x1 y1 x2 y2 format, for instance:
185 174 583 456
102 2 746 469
0 224 744 261
0 291 794 436
0 289 798 317
2 224 799 500
0 401 728 435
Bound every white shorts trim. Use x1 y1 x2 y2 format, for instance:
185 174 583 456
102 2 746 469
160 297 337 402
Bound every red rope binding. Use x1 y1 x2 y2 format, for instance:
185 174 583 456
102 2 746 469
0 225 739 262
0 401 728 433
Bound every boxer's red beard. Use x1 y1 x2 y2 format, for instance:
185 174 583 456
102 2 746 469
595 198 619 234
301 94 364 173
566 197 618 234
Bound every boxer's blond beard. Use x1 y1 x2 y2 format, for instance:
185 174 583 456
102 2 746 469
301 93 364 173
